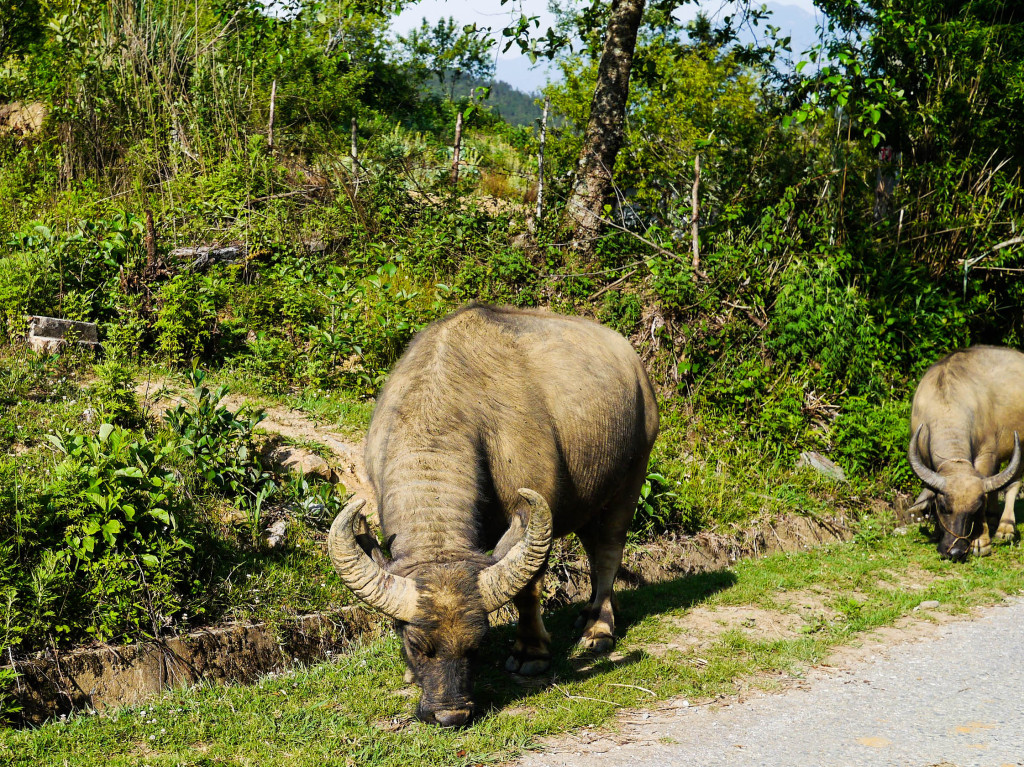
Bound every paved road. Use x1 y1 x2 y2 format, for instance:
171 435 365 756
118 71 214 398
518 598 1024 767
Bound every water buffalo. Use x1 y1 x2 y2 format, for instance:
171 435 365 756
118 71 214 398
327 304 659 726
907 346 1023 560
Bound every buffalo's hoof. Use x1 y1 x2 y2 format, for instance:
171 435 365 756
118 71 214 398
971 539 993 557
995 522 1017 542
505 653 551 676
578 633 616 654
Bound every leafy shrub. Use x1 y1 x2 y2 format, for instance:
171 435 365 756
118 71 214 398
42 424 193 642
164 369 272 511
154 274 220 365
830 396 912 484
103 292 150 362
0 247 56 341
630 472 677 540
89 360 143 428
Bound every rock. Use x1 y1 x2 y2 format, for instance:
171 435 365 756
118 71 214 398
0 102 46 136
171 244 246 271
26 316 101 354
260 444 333 482
914 600 941 611
265 518 289 548
218 507 249 527
796 451 847 482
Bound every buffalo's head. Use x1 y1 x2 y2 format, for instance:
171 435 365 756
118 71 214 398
327 489 552 726
908 425 1021 561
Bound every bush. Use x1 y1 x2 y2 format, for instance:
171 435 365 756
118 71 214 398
40 424 194 643
89 360 143 428
164 369 273 517
154 274 220 364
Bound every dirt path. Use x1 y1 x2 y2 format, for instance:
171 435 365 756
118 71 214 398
514 597 1024 767
134 377 377 517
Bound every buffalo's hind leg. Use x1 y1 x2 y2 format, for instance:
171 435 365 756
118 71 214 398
574 475 643 654
505 567 552 676
574 528 622 654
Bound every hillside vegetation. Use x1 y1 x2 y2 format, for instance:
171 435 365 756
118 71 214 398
1 0 1023 721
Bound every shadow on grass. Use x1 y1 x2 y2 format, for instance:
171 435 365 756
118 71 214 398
473 567 738 717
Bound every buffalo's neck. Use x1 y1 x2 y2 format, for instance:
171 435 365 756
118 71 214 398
377 443 485 562
928 418 976 467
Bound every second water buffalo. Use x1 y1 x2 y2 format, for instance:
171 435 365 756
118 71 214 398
908 345 1023 560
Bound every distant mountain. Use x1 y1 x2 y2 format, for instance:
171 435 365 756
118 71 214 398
484 79 544 126
493 56 559 94
424 73 543 127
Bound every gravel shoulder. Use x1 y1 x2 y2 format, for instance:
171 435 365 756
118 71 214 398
516 597 1024 767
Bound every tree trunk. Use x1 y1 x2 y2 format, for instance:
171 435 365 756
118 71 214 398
565 0 646 252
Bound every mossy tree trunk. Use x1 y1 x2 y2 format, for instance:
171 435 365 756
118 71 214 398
564 0 646 254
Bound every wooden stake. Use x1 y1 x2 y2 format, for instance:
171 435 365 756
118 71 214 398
691 153 701 275
268 79 277 149
536 96 550 223
451 109 464 186
350 117 358 166
144 209 157 271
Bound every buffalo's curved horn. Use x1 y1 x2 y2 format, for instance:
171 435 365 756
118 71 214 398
908 425 947 492
478 489 553 613
327 498 420 623
982 432 1022 493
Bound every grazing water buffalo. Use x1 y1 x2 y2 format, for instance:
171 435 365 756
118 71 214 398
327 304 659 726
908 346 1024 560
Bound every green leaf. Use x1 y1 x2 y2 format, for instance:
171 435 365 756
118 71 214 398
45 434 67 454
98 424 115 442
148 508 171 525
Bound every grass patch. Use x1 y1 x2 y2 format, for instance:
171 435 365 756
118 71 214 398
286 388 375 437
4 527 1022 765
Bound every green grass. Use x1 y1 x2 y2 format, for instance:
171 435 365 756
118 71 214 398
4 526 1022 766
286 388 374 436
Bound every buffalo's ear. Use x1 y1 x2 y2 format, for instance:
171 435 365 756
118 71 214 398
353 510 389 568
907 488 935 518
491 511 526 562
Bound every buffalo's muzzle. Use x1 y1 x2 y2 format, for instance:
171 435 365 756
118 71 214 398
419 706 473 727
940 539 970 562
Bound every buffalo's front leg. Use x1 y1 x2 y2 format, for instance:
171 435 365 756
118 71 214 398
505 570 551 676
996 480 1021 541
970 522 993 557
973 457 997 557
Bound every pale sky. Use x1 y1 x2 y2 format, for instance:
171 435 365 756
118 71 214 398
392 0 820 39
391 1 823 91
